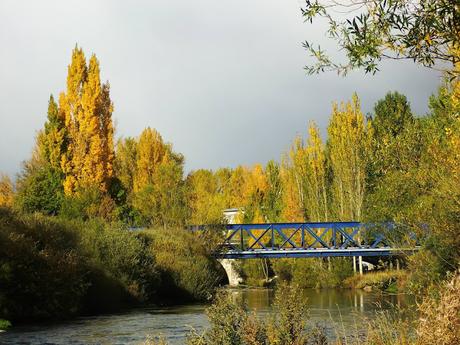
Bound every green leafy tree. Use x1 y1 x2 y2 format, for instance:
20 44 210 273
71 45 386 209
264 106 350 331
364 81 460 292
302 0 460 75
38 95 67 171
263 160 283 222
15 96 66 215
367 92 415 189
15 166 64 215
185 169 226 225
327 94 371 221
114 137 138 194
132 128 186 227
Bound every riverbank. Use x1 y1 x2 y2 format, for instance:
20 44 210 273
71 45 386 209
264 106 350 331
344 270 408 292
0 208 226 323
237 257 409 293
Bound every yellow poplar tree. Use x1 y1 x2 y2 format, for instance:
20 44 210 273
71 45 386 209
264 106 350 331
130 127 186 226
114 137 138 194
327 94 371 221
285 136 308 220
228 166 250 220
133 127 167 192
247 164 268 223
304 122 328 222
185 169 226 224
280 158 304 222
283 125 329 223
60 47 87 194
60 47 114 194
0 174 14 207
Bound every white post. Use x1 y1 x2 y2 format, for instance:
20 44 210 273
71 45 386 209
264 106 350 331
353 256 357 273
358 256 363 275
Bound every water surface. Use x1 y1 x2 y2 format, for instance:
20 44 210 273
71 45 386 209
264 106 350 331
0 288 413 345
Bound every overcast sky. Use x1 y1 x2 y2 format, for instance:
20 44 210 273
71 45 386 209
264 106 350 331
0 0 442 178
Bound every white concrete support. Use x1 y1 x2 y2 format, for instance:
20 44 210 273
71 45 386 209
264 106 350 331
358 256 363 275
353 256 357 273
218 259 243 287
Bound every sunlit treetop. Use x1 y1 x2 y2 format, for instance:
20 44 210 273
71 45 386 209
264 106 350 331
302 0 460 76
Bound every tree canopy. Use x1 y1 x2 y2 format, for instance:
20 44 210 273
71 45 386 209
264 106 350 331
302 0 460 75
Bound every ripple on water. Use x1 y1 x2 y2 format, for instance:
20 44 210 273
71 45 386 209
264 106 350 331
0 289 413 345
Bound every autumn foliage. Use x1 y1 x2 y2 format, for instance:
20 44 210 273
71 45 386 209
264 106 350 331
4 46 460 293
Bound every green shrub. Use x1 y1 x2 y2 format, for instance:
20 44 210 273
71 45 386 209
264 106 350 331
267 282 309 344
187 289 248 345
60 187 117 221
185 283 309 345
142 228 226 301
0 209 158 320
0 208 88 320
0 208 225 321
0 319 11 330
78 221 160 302
272 257 353 288
406 249 445 296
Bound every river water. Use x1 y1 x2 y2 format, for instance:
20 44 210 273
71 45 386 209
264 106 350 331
0 288 412 345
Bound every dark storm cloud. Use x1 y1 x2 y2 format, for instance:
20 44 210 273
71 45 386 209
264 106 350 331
0 0 441 177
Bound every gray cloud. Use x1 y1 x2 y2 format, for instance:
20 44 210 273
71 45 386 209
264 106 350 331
0 0 441 178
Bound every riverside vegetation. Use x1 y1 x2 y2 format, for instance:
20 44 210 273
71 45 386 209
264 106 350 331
144 273 460 345
0 208 225 321
0 38 459 343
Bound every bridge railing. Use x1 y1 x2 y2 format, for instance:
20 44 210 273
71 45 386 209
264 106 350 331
190 222 417 253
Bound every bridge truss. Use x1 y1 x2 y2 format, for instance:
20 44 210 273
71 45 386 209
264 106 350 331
196 222 418 259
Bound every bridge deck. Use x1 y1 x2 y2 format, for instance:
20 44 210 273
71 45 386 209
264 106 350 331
217 247 419 259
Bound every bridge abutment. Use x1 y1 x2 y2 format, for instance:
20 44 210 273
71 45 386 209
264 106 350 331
218 259 243 287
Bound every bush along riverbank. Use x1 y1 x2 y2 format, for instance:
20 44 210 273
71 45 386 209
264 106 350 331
343 270 408 293
144 272 460 345
0 208 226 323
0 319 11 331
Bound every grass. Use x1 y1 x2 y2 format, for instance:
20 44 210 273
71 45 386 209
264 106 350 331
344 270 408 292
0 319 11 331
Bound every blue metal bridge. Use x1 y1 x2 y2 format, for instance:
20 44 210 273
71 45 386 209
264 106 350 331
193 222 419 259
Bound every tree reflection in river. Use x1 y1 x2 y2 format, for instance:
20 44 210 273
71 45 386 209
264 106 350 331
0 288 414 345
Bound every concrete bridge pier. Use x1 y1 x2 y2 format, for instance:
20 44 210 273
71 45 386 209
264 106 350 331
218 259 243 287
353 256 364 275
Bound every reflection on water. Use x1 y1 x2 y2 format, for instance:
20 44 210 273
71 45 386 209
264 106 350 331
0 288 413 345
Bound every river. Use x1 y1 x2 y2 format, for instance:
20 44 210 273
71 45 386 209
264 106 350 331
0 288 413 345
